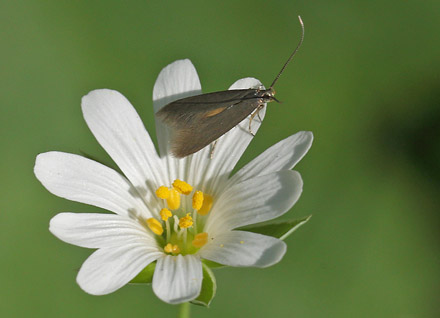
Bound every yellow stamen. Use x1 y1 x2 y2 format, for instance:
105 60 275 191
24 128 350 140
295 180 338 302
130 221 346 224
172 244 181 254
198 194 213 216
164 243 173 253
179 213 193 228
164 243 180 254
240 241 244 244
172 179 193 195
146 218 163 236
160 208 172 221
166 188 181 210
192 232 208 248
155 186 170 199
192 191 204 210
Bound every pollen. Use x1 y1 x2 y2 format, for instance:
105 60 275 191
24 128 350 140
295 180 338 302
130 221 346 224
146 218 163 236
172 179 193 195
198 194 213 216
192 232 208 248
166 188 181 210
164 243 173 253
160 208 172 221
192 191 204 210
164 243 181 254
155 186 170 199
179 213 193 228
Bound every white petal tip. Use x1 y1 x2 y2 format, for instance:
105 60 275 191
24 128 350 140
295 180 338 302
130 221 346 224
152 255 203 304
158 291 201 305
76 276 111 296
81 89 123 110
253 240 287 268
229 77 263 90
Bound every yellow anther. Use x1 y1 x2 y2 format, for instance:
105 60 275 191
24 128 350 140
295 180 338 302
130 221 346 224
160 208 172 221
192 232 208 248
220 244 224 248
166 188 181 210
172 179 193 195
156 186 170 199
240 241 244 244
192 191 204 210
171 244 181 254
146 218 163 236
164 243 173 253
164 243 180 254
179 213 193 228
198 194 213 216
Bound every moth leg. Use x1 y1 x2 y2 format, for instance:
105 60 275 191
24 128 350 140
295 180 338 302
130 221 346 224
248 104 265 136
209 139 219 159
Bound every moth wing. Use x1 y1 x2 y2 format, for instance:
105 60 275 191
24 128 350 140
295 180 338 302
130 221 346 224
156 89 257 129
156 89 262 157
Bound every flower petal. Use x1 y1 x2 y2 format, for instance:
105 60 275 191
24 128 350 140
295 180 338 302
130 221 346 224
152 254 203 304
49 213 158 249
205 170 303 234
153 59 202 113
82 89 166 207
200 231 286 268
188 78 266 195
231 131 314 184
77 244 162 295
153 59 202 161
34 152 148 217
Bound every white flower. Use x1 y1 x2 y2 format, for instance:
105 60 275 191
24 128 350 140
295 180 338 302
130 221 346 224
34 59 313 304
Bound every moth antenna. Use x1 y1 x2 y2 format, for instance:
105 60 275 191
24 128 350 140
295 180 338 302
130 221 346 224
269 15 305 89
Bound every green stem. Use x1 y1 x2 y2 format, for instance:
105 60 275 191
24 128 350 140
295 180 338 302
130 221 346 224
178 302 190 318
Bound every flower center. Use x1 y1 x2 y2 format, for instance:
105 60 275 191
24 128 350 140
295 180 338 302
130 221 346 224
146 179 213 255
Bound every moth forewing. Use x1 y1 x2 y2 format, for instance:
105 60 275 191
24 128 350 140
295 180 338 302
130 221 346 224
156 89 273 158
157 89 259 127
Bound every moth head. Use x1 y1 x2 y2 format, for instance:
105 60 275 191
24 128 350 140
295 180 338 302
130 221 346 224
262 88 278 103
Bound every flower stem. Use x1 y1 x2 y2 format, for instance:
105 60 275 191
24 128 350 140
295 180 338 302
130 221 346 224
178 302 190 318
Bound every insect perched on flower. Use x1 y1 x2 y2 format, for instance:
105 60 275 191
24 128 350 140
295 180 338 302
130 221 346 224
157 16 305 158
34 58 313 305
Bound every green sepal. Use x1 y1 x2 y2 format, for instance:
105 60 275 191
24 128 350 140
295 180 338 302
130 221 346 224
129 262 156 284
190 263 217 307
237 215 312 241
202 259 225 269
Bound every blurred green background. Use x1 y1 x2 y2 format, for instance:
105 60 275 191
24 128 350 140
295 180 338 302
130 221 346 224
1 0 439 317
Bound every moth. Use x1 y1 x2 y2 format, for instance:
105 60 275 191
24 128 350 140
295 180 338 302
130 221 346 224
157 16 305 158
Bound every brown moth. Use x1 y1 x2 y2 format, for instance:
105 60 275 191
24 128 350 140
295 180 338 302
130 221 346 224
157 16 305 158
